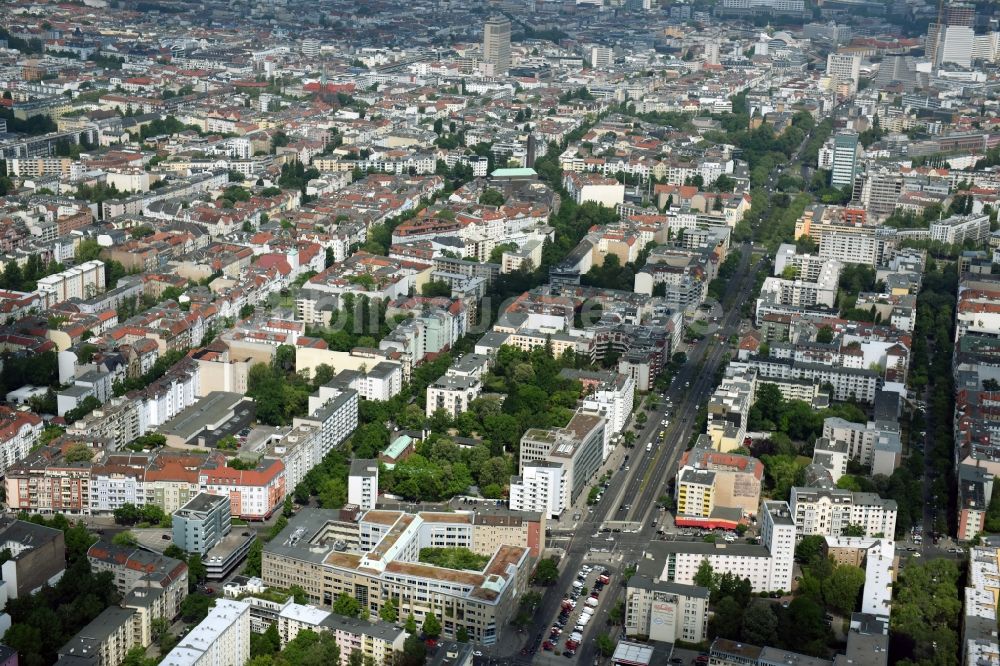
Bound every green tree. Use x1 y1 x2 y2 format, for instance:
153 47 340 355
795 535 826 564
245 539 263 576
333 593 363 619
694 559 716 593
841 524 867 537
533 557 559 585
76 239 102 262
251 624 281 657
741 601 777 645
379 598 398 623
816 325 834 343
422 612 441 639
112 530 137 547
180 593 214 623
822 564 866 615
188 554 207 589
421 280 452 298
711 596 743 639
478 189 505 207
404 612 418 635
64 443 94 463
595 633 616 656
400 635 426 666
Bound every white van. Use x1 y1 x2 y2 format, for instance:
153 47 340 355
646 442 653 452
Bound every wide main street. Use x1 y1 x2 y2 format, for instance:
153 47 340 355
480 243 763 666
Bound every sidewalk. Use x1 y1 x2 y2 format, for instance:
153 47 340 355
548 435 637 534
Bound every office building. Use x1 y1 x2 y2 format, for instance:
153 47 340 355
262 507 540 645
826 52 861 97
348 459 378 511
927 3 976 67
161 599 251 666
519 410 605 503
590 46 614 68
173 493 232 556
831 132 860 188
483 16 511 75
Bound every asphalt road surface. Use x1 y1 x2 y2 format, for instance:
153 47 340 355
477 243 763 666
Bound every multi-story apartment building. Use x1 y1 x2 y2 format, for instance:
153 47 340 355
293 387 359 459
88 540 189 621
262 424 321 496
625 576 709 644
65 397 142 452
728 357 879 403
819 231 891 267
57 606 141 666
510 461 567 519
6 448 291 520
274 603 406 665
559 369 635 457
0 520 66 600
964 547 1000 666
563 172 625 208
0 407 41 475
263 508 539 645
790 487 897 538
36 260 106 305
675 446 764 527
929 213 990 246
161 599 251 666
348 459 378 511
760 245 842 310
198 457 286 521
8 156 82 179
425 374 482 419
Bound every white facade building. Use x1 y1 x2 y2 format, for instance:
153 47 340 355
790 487 897 538
348 459 378 511
580 372 636 459
645 501 795 593
161 599 250 666
509 461 567 519
36 260 106 305
425 374 482 419
826 52 861 95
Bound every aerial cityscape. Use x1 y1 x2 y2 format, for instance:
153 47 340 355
0 0 995 665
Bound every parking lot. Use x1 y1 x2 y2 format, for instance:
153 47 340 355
533 564 615 663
